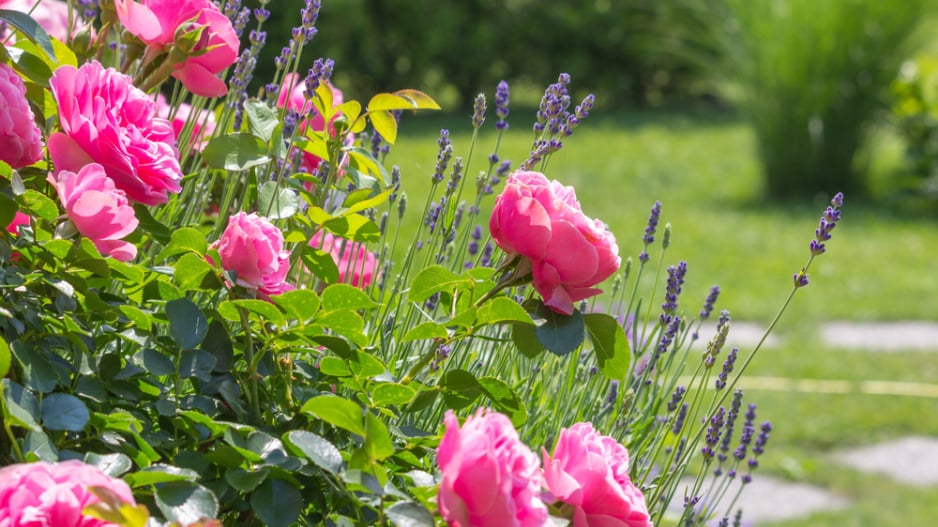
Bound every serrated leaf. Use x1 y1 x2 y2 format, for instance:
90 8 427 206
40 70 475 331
534 302 584 356
511 322 545 359
323 213 380 242
218 299 285 326
272 289 320 322
1 379 41 431
166 298 208 350
284 430 343 475
301 245 340 284
156 227 208 261
301 395 364 436
478 377 527 427
322 283 379 311
408 265 470 302
250 478 302 527
341 189 390 216
18 189 58 222
401 322 449 342
84 452 133 478
440 369 483 410
154 481 219 526
202 133 270 171
477 296 534 325
224 467 269 492
583 313 631 379
318 356 352 377
371 383 416 406
335 100 361 122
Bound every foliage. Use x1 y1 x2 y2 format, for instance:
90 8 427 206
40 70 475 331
890 55 938 200
712 0 933 199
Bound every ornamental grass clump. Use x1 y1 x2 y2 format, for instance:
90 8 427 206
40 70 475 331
0 2 843 526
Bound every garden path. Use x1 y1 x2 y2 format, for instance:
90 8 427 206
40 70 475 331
672 319 938 524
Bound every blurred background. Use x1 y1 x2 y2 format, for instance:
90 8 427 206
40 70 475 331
252 1 938 525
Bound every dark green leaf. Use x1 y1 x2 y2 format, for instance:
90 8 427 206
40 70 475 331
166 298 208 350
250 478 302 527
224 467 269 492
127 464 200 487
133 349 175 376
202 320 234 372
511 322 545 359
386 501 435 527
534 302 585 356
202 133 270 171
322 283 380 311
0 9 56 60
408 265 470 303
179 349 217 381
2 379 40 431
583 313 631 379
154 481 219 526
12 341 58 393
258 181 298 220
133 203 172 244
301 395 365 436
284 430 343 475
84 452 132 478
478 377 527 427
41 393 89 431
441 369 483 410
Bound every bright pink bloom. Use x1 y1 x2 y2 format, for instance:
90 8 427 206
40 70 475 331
309 230 378 288
277 73 350 174
542 422 652 527
48 61 182 205
155 94 216 152
0 460 136 527
6 211 30 235
0 0 71 41
489 171 620 315
113 0 239 97
211 212 294 299
437 409 548 527
0 62 43 168
49 163 139 261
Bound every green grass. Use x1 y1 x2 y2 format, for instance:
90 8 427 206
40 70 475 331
382 107 938 526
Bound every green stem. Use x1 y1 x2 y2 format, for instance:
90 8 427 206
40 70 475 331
239 307 262 424
0 393 25 462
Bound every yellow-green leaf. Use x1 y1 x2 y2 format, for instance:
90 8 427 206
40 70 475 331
368 110 397 144
394 89 441 110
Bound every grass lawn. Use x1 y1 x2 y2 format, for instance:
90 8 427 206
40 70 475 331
382 106 938 526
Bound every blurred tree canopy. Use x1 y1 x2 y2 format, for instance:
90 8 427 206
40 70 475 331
256 0 721 109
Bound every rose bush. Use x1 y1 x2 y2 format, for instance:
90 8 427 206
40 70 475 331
437 409 548 527
309 230 378 288
113 0 239 97
489 170 620 315
0 460 136 527
211 212 294 299
48 61 182 205
0 62 43 168
48 163 139 261
543 422 652 527
278 72 351 174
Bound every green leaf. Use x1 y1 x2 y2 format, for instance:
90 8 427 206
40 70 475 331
511 322 545 359
244 99 279 141
0 193 17 229
272 289 320 322
583 313 631 379
202 133 270 171
386 501 435 527
284 430 343 475
18 189 58 222
301 245 340 284
156 227 208 261
345 146 389 183
12 341 58 393
133 349 175 376
119 305 152 332
318 356 352 377
0 338 10 379
84 452 132 478
218 299 285 326
341 188 389 215
534 302 584 356
133 204 172 245
250 478 302 527
224 467 269 493
0 9 56 61
41 393 89 431
441 369 483 410
371 383 416 406
369 110 398 144
126 464 200 487
401 322 449 343
107 259 145 282
322 283 379 311
1 379 41 431
69 238 110 277
166 298 208 350
393 89 442 110
323 213 380 242
314 310 364 338
179 349 216 381
258 181 298 220
363 412 394 461
301 395 365 436
478 377 527 427
154 481 219 527
408 265 469 303
173 253 217 291
202 320 234 372
477 297 534 325
367 93 415 111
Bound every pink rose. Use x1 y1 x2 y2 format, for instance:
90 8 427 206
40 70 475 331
49 163 139 261
155 94 216 152
437 409 548 527
489 170 620 315
113 0 239 97
6 211 30 235
0 62 43 168
309 231 378 288
211 212 294 299
0 460 136 527
542 422 652 527
48 61 182 205
277 73 351 174
0 0 70 41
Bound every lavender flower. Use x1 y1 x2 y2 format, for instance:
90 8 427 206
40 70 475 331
672 402 689 434
606 380 619 404
661 261 688 317
433 130 452 183
715 347 739 390
254 7 270 22
700 285 720 319
667 385 687 412
304 58 334 99
495 80 510 130
639 201 662 263
472 93 486 128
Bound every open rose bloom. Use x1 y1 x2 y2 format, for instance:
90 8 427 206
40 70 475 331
0 460 136 527
489 170 620 315
211 212 295 299
437 409 548 527
48 61 182 205
543 422 652 527
0 62 43 168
